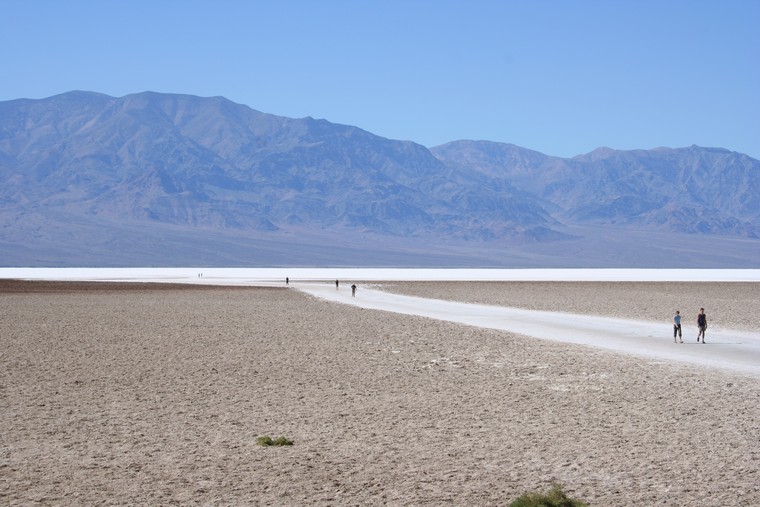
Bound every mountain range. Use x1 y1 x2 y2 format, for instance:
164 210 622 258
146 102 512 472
1 91 758 267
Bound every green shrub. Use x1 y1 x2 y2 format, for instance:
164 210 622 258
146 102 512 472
256 436 273 446
256 435 293 446
510 483 588 507
272 436 293 446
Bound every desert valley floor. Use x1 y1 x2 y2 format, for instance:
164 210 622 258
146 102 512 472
1 280 759 505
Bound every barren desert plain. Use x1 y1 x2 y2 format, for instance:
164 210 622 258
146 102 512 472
1 278 759 505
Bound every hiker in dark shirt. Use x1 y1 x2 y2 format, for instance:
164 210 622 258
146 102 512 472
697 308 707 343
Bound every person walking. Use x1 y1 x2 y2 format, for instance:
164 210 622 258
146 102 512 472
351 284 357 297
673 311 683 343
335 279 339 290
697 308 708 343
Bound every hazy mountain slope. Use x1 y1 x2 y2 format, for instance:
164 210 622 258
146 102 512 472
1 91 758 267
0 92 555 239
431 141 760 238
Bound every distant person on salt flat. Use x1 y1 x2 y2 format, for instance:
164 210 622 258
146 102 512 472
335 279 339 290
286 277 289 285
351 284 357 297
697 308 708 343
673 310 683 343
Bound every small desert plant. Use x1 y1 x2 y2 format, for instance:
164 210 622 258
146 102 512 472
256 435 293 446
509 483 588 507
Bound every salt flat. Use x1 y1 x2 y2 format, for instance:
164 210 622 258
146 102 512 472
4 268 758 377
3 266 760 282
2 277 759 505
297 282 760 378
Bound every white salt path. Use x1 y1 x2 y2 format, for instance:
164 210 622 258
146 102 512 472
296 283 760 378
3 268 759 377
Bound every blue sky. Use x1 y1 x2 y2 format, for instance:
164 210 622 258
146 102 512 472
2 0 758 159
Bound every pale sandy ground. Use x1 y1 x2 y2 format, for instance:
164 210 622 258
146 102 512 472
1 280 759 506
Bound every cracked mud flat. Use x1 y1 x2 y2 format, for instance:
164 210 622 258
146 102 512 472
1 280 759 505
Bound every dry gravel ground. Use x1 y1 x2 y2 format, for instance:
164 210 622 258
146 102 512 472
1 280 759 506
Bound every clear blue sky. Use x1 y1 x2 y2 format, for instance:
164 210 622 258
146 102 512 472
2 0 758 159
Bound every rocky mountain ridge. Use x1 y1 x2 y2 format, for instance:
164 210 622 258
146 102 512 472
1 91 758 267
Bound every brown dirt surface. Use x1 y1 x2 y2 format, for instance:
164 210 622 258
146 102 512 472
0 279 263 293
1 281 759 505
